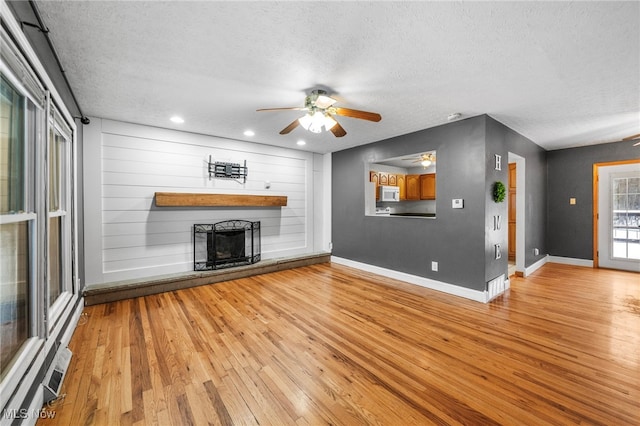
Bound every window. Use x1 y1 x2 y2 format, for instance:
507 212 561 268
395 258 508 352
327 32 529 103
0 75 36 379
612 175 640 260
1 12 78 413
48 111 72 315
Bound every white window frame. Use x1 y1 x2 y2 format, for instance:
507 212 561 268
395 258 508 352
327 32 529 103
0 53 46 413
47 107 74 329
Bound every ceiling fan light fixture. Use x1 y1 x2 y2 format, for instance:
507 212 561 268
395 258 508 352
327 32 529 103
315 94 337 109
259 89 381 138
323 114 337 130
308 111 326 133
298 113 313 130
421 159 432 168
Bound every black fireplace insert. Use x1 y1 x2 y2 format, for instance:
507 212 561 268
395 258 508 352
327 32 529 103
193 220 260 270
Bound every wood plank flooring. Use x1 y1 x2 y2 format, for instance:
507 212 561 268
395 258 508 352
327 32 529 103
39 262 640 425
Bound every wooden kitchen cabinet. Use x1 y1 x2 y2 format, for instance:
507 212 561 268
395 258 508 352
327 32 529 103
420 173 436 200
396 174 406 200
370 171 405 201
406 175 420 200
370 171 380 200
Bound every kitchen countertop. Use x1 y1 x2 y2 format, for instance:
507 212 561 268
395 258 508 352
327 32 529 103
390 212 436 218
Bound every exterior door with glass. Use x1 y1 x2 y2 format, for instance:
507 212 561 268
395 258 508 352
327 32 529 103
597 163 640 272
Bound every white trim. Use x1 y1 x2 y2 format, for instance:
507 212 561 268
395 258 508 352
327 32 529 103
82 118 103 284
508 153 526 274
547 256 594 268
0 213 37 224
524 254 548 276
46 292 73 335
331 256 488 303
597 164 640 272
0 61 44 108
24 388 43 426
0 338 42 412
0 341 45 425
313 153 332 253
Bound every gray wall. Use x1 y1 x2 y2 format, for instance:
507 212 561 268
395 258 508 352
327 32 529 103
546 141 639 260
484 118 509 282
501 119 548 266
334 115 488 291
332 115 549 292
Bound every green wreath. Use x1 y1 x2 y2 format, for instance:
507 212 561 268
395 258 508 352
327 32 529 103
493 181 506 203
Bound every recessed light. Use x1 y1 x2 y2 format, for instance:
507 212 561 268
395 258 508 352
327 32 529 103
170 116 184 124
244 130 255 137
297 140 306 146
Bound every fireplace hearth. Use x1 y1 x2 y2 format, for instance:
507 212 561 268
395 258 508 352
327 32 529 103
194 220 260 270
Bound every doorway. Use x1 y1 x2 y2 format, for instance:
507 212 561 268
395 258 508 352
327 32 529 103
595 160 640 272
508 153 525 276
507 162 517 276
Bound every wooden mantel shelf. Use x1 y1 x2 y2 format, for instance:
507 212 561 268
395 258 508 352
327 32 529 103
155 192 287 207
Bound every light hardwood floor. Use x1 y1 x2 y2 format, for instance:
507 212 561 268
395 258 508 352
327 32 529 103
39 262 639 425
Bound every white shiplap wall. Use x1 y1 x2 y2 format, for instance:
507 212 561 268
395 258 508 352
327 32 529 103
83 118 328 285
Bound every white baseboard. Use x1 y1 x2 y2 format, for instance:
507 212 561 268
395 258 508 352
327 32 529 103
331 256 489 303
524 255 549 276
547 256 594 268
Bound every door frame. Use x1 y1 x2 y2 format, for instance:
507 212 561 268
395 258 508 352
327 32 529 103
508 152 526 274
592 158 640 268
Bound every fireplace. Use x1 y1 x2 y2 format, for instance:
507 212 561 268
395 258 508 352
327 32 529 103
194 220 260 270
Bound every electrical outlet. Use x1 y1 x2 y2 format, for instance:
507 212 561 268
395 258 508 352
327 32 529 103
431 261 438 272
495 244 502 260
534 248 539 256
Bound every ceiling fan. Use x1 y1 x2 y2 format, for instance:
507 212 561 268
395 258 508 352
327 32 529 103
622 133 640 146
257 89 381 137
403 153 436 168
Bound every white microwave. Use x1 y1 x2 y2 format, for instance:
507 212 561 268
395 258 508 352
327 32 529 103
379 185 400 202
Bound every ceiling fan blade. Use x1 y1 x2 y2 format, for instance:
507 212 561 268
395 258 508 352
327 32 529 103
279 119 300 135
332 107 382 122
257 107 306 112
330 121 347 137
622 133 640 141
634 140 640 146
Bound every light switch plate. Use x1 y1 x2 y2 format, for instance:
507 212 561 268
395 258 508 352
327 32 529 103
452 199 464 209
431 261 438 272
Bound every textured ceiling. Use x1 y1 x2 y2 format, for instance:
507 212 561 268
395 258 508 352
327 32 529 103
35 1 639 154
